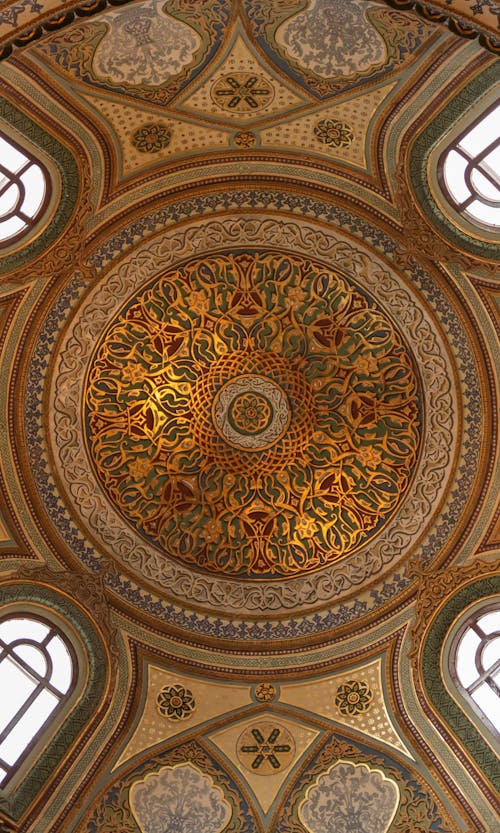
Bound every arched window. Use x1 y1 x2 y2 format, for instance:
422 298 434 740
0 615 76 788
0 131 49 246
450 604 500 738
438 100 500 230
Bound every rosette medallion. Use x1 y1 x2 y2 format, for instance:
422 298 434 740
84 250 422 579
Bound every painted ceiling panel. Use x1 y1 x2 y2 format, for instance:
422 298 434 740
0 2 498 832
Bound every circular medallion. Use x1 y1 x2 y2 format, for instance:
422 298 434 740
237 722 295 775
213 375 290 449
83 250 422 580
211 73 274 112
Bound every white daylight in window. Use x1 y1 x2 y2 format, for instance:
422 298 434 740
0 133 47 244
442 101 500 229
0 616 74 786
454 607 500 733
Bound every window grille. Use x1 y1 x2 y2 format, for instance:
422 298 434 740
0 615 75 787
0 132 48 246
451 605 500 736
439 101 500 230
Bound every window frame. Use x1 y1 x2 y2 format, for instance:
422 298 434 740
408 62 500 262
437 99 500 233
0 612 78 789
0 129 52 250
440 593 500 760
447 601 500 741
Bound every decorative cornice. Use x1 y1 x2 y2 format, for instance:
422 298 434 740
381 0 499 54
0 0 497 63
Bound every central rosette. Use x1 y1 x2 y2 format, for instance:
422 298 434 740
214 375 289 446
190 349 314 475
84 251 421 578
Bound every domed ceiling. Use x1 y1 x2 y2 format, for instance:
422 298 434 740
0 2 498 832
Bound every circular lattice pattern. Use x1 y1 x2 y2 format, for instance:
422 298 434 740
213 375 290 449
84 251 422 579
237 722 295 775
192 350 313 473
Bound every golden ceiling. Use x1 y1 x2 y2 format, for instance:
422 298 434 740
0 1 498 832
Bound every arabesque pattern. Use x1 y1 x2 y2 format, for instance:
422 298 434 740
84 251 421 578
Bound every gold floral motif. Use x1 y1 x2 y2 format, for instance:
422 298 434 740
132 123 171 153
234 130 257 148
84 251 422 579
255 682 277 702
314 118 353 149
335 680 373 715
157 685 196 721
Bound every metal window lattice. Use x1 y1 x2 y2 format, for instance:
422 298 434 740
439 100 500 230
0 131 47 246
0 616 74 786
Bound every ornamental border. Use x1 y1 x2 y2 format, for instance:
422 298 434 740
51 217 455 614
24 191 482 640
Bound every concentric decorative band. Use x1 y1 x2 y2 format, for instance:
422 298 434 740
49 215 457 612
82 251 421 579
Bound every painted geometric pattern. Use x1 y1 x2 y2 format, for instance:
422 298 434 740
83 733 456 833
84 250 422 579
35 0 231 104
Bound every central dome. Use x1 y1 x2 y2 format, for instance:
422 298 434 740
84 250 422 579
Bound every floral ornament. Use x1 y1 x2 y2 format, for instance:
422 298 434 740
295 516 320 539
157 684 196 720
254 682 276 702
335 680 373 715
130 763 231 833
132 123 171 153
314 118 353 149
85 252 421 578
299 760 399 833
234 130 256 148
231 392 272 434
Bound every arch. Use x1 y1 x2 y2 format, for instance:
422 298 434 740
408 63 500 262
0 614 76 788
448 601 500 740
0 579 110 822
0 97 79 274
